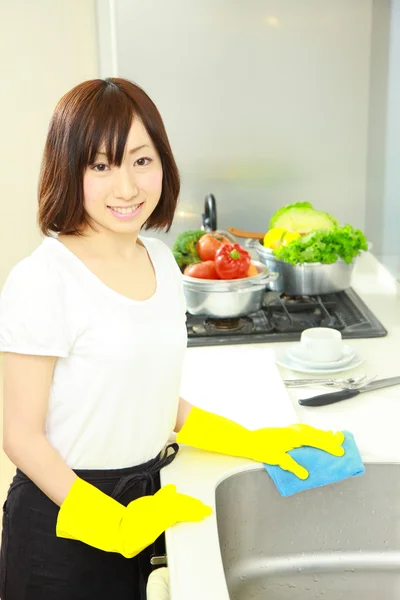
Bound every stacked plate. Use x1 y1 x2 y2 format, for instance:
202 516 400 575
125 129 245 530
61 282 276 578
275 343 363 374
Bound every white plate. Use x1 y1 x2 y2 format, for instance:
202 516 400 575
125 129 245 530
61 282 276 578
275 348 363 374
287 343 356 369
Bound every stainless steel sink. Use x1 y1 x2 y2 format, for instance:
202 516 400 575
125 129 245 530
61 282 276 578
215 464 400 599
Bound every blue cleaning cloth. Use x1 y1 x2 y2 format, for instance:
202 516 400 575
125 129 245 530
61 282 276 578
264 430 365 497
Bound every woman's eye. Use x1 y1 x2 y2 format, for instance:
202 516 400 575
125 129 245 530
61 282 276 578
135 157 152 167
92 163 109 172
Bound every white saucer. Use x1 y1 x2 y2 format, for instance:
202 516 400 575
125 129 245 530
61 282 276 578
275 348 363 374
287 344 356 369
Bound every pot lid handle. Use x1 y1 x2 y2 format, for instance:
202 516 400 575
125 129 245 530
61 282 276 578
202 193 217 232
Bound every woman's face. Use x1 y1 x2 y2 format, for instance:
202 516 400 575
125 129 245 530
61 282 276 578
83 118 163 236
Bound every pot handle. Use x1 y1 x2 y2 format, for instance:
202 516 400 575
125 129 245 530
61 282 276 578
202 194 217 232
227 227 264 240
244 237 262 250
230 271 279 291
254 271 279 284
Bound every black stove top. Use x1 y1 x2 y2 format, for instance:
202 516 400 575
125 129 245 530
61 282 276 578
186 288 387 347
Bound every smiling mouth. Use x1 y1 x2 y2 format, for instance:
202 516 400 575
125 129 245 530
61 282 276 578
107 203 143 215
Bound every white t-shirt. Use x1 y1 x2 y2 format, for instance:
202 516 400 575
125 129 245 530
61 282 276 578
0 236 188 469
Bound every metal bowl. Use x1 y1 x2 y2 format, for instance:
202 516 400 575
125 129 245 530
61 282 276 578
246 239 362 295
182 261 279 318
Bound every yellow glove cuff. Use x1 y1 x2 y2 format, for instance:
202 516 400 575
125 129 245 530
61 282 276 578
176 406 251 458
56 478 125 552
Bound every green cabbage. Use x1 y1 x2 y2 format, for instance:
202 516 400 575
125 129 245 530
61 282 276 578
273 225 368 265
270 202 338 233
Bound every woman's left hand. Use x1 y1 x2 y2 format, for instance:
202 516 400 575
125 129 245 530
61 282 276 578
247 424 345 479
177 406 345 481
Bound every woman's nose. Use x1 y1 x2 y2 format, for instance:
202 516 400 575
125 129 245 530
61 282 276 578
114 167 139 201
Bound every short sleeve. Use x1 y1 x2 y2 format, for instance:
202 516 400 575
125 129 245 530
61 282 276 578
0 257 72 357
150 237 187 318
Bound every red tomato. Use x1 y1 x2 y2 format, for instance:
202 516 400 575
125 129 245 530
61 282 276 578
197 233 232 261
184 261 219 279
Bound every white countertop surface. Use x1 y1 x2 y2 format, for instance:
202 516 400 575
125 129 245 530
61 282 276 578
161 252 400 600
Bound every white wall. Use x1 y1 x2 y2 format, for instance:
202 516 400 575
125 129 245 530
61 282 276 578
0 0 98 509
365 0 390 264
98 0 373 246
381 0 400 279
0 0 98 287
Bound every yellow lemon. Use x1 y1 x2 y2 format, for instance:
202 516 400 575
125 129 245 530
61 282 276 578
263 228 287 249
282 231 301 246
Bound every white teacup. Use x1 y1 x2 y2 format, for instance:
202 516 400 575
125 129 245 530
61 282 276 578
300 328 343 363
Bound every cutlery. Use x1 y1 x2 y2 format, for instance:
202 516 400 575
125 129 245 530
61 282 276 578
298 376 400 407
325 375 377 390
284 375 367 388
286 375 377 391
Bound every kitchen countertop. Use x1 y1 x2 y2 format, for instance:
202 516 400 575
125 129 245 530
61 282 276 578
161 251 400 600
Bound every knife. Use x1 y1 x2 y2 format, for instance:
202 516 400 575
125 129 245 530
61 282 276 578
298 376 400 407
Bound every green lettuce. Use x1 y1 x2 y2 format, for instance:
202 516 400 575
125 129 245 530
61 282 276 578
273 225 368 265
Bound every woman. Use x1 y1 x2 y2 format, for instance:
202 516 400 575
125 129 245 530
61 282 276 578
0 77 345 600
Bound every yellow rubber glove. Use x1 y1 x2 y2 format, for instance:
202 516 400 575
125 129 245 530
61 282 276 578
176 407 345 480
56 479 211 558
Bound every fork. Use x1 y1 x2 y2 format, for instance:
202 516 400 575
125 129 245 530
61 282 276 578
284 375 370 389
322 375 377 390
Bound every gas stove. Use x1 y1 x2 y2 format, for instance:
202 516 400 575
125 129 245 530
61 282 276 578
186 287 387 347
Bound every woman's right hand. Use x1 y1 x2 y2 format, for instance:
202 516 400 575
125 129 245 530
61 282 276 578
151 484 212 523
56 478 211 558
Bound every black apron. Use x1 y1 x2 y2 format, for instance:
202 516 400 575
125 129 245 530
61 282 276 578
0 443 178 600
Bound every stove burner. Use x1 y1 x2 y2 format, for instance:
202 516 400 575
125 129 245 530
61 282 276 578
206 317 244 332
280 294 313 303
186 288 387 347
275 294 336 310
263 293 338 329
271 308 335 331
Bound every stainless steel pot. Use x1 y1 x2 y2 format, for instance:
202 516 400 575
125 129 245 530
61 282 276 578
182 261 279 318
246 239 359 295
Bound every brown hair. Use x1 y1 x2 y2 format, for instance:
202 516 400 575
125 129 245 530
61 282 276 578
38 78 180 235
